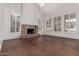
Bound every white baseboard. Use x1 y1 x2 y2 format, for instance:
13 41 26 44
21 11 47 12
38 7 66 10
0 40 3 50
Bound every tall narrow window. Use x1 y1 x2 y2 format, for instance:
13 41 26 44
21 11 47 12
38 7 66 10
46 18 52 28
16 16 20 32
10 15 20 32
38 19 41 31
11 15 15 32
46 20 49 28
54 16 61 31
49 18 52 28
64 13 76 32
54 17 57 31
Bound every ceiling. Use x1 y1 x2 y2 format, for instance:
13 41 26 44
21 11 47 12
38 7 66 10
36 3 79 14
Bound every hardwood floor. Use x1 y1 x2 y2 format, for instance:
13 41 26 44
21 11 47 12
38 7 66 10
1 35 79 56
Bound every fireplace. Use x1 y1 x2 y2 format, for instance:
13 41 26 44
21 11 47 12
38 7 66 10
21 24 39 38
27 28 34 34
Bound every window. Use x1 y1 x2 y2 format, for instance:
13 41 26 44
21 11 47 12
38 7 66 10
10 15 20 32
46 18 52 28
54 16 61 31
38 19 41 31
64 13 76 32
10 15 15 32
46 20 49 28
49 18 52 28
16 16 20 32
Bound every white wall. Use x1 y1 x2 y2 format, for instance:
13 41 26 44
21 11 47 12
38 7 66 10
0 4 4 50
22 3 45 35
0 3 45 41
1 3 21 40
0 3 22 50
45 4 79 39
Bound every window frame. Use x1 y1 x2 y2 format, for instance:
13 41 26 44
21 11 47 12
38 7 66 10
54 16 61 32
10 14 20 33
64 13 76 32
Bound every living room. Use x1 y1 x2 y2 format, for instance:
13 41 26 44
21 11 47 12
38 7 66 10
0 3 79 56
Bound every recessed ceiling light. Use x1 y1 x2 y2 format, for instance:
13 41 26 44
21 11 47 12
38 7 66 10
40 3 45 7
37 3 45 8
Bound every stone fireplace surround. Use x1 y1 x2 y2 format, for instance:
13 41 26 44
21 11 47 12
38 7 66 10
21 24 39 38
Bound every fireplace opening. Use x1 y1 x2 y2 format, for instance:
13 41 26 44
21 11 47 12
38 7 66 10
27 28 34 34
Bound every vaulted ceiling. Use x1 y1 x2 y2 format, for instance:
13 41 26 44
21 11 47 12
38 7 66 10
36 3 79 14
